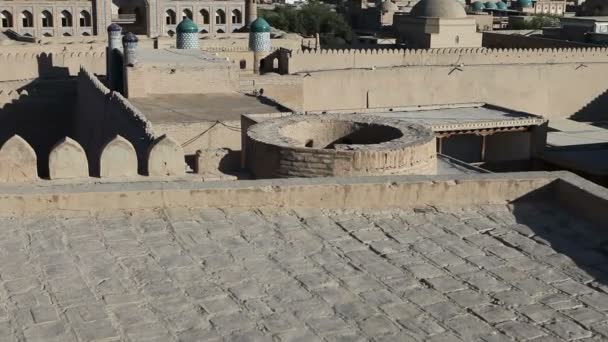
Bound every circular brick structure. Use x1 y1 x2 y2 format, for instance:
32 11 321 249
246 114 437 178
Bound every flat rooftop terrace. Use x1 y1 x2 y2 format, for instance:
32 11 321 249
130 93 283 123
0 172 606 341
137 49 230 67
308 103 546 132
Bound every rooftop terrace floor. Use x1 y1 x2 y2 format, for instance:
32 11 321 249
130 93 283 124
2 202 608 341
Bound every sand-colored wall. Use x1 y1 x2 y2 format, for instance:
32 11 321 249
154 120 242 155
284 47 608 74
125 63 239 98
290 50 608 119
74 68 157 175
0 49 105 82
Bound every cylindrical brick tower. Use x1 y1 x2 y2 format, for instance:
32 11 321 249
249 17 271 74
107 23 123 51
122 32 139 66
106 23 122 90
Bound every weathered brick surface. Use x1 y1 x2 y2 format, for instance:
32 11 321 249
0 203 607 341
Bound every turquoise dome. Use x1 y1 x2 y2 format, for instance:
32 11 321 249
518 0 532 7
471 1 485 10
176 18 198 33
496 1 507 9
250 18 271 33
485 1 498 9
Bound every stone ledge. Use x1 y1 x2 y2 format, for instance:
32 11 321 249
0 172 603 218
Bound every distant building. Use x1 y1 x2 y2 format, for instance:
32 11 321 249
393 0 482 48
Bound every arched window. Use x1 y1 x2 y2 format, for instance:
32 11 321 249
41 10 53 28
200 9 210 24
79 10 91 27
215 9 225 25
165 9 176 25
182 9 192 20
62 32 71 36
216 28 224 33
200 29 208 33
82 32 90 36
1 11 13 28
21 11 33 27
231 9 242 24
61 10 72 27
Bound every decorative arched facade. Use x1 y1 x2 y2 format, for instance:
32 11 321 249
1 0 245 37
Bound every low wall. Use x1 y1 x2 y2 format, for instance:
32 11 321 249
74 68 157 175
296 62 608 120
124 63 239 98
283 47 608 74
0 171 584 215
154 120 242 155
0 49 106 82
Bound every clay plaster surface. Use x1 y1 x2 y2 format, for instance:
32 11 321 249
0 202 607 341
129 93 282 123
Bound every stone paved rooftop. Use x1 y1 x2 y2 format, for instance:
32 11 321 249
130 93 283 123
2 201 608 341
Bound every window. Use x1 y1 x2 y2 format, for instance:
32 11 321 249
231 9 241 24
41 10 53 28
182 9 192 20
200 9 210 24
165 9 176 25
215 9 225 25
1 11 12 28
60 10 72 27
79 10 91 27
21 10 33 27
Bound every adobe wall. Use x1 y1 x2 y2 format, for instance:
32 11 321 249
291 50 608 119
0 49 105 82
124 63 239 98
154 120 242 155
74 68 157 175
284 47 608 74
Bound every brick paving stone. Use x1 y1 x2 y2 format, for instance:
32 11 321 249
473 305 518 324
544 320 593 341
0 206 605 342
496 321 547 340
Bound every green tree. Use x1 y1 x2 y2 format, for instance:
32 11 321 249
511 14 560 30
260 2 353 45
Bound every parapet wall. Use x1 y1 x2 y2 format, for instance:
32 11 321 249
75 67 157 175
0 50 106 82
283 47 608 74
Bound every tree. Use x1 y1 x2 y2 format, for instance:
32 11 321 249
260 1 353 45
511 14 560 30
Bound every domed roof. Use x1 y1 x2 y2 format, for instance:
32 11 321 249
518 0 532 7
471 1 485 10
410 0 467 18
177 18 198 33
484 1 498 9
495 1 507 9
122 32 138 43
107 23 122 32
380 0 399 12
250 18 271 33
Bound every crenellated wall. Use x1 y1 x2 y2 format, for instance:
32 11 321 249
0 49 105 82
74 67 158 175
282 47 608 74
268 47 608 120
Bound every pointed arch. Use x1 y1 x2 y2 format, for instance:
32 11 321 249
79 10 91 27
200 9 210 24
41 10 53 28
231 9 242 24
1 10 13 28
182 8 192 20
165 9 176 25
21 11 33 27
60 10 72 27
215 9 225 25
